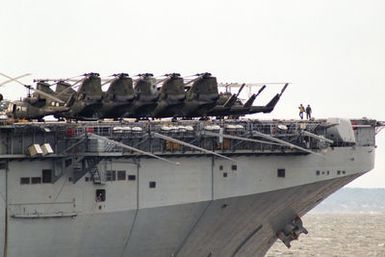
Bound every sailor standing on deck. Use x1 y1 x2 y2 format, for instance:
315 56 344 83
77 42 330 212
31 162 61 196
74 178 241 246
298 104 305 120
306 105 312 120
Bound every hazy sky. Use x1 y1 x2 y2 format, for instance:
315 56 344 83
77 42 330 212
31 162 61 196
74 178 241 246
1 0 384 187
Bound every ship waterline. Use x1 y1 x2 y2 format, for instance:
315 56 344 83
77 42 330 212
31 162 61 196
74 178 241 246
0 118 380 256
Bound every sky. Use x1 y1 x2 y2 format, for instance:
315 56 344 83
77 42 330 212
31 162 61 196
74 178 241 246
0 0 384 187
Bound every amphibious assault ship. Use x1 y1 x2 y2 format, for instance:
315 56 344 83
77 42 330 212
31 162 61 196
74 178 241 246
0 117 382 257
0 72 383 256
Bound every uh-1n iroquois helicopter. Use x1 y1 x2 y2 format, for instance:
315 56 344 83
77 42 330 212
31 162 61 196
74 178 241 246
0 73 70 121
0 71 289 122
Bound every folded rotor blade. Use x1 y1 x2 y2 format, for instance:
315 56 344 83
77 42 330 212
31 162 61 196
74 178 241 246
31 87 65 104
235 83 246 98
56 77 85 97
101 78 115 86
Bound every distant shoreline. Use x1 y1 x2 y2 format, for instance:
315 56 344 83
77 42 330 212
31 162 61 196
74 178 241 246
311 188 385 213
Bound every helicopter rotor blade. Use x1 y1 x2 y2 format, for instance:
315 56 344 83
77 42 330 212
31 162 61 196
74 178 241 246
183 74 199 78
29 87 65 104
155 77 168 86
23 85 65 104
0 73 32 87
0 73 64 104
255 85 266 97
101 73 132 86
101 78 115 86
183 76 201 86
235 83 246 98
34 74 85 84
183 72 211 87
56 77 85 97
154 73 181 86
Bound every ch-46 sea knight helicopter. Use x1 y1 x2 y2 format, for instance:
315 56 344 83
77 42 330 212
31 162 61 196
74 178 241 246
152 73 186 118
98 73 135 119
122 73 159 119
182 72 220 117
54 72 104 120
0 73 69 121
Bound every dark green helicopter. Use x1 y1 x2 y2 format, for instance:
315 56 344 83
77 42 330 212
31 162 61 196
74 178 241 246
176 72 219 118
98 73 135 119
35 79 78 121
0 74 69 121
54 72 104 120
152 73 186 118
123 73 160 119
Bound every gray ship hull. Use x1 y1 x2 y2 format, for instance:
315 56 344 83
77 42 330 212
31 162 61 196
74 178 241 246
0 144 375 257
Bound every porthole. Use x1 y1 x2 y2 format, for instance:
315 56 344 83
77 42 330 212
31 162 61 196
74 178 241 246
128 175 136 181
277 168 285 178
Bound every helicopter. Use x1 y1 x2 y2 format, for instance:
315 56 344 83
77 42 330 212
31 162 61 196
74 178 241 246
170 72 219 118
53 72 104 120
98 73 135 119
0 73 69 121
207 83 288 118
152 73 186 118
122 73 159 119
